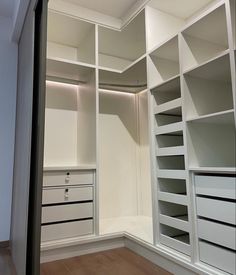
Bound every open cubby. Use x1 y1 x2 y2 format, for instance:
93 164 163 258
152 76 181 106
98 10 146 71
158 179 187 195
149 36 179 88
99 58 147 93
157 156 185 170
47 11 95 65
159 201 188 220
182 4 229 72
187 112 236 168
183 53 233 120
156 133 184 149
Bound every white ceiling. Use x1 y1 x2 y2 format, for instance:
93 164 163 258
0 0 15 18
148 0 214 19
66 0 139 18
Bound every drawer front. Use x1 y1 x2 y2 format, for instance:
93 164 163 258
160 234 190 256
41 203 93 223
42 186 93 205
41 219 93 242
43 170 94 187
196 197 236 225
198 219 236 250
195 175 236 200
199 241 236 274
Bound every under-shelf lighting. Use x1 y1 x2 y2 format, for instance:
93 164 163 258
46 80 79 89
99 88 135 96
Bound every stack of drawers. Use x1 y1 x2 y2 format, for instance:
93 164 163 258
195 174 236 274
41 169 95 242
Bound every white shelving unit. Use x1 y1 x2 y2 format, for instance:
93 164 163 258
42 1 236 274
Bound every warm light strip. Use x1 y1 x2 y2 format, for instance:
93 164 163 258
46 80 79 89
99 88 135 96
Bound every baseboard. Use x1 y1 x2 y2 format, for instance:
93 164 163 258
40 234 125 263
0 241 9 248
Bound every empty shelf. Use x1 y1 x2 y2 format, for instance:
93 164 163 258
158 191 188 205
156 146 185 156
155 122 183 135
154 98 182 115
160 234 190 256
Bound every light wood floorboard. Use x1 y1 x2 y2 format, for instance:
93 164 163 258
41 248 173 275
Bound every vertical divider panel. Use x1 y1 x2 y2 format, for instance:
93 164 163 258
225 0 236 126
95 24 100 236
178 32 196 263
145 6 159 246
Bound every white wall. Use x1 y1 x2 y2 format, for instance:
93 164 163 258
99 90 152 219
0 16 17 241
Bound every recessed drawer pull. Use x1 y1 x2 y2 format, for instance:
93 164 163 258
65 172 70 184
64 188 69 200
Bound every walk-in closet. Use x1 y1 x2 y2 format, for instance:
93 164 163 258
40 0 236 274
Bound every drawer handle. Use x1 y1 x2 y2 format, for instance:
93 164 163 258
65 172 70 184
64 188 69 200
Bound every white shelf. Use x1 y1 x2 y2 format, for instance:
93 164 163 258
99 57 147 93
156 146 185 157
154 98 182 115
186 109 234 125
189 167 236 174
44 165 96 172
47 57 95 83
160 233 190 256
157 169 187 180
155 121 183 135
159 214 189 232
158 191 188 205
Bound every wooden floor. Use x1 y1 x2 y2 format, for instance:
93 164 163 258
41 248 172 275
0 247 16 275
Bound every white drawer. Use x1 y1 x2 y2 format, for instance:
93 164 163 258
196 197 236 225
160 234 190 256
42 186 93 205
198 219 235 250
41 219 93 242
199 241 236 274
43 170 94 187
195 175 236 200
41 203 93 223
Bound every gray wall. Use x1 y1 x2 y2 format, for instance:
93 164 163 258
0 15 18 242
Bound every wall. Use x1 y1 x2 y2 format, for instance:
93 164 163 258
0 16 18 241
99 90 152 219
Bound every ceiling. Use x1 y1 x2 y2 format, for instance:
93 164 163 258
0 0 15 18
67 0 139 18
148 0 214 19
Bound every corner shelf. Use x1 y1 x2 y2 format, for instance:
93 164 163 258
98 10 146 71
181 4 229 72
149 35 179 88
158 192 188 205
156 146 185 157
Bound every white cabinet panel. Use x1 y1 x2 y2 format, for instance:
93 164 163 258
41 219 93 242
198 219 235 250
42 203 93 223
160 234 190 255
195 175 236 200
199 241 236 274
196 197 236 225
42 186 93 204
